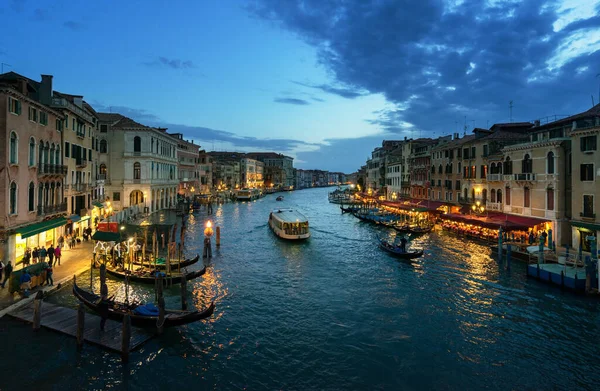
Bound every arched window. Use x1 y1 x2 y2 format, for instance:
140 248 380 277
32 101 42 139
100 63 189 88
438 164 442 174
547 188 554 211
547 151 555 174
9 182 17 214
133 162 141 179
50 143 55 165
44 142 50 164
100 139 107 153
471 188 475 201
38 141 44 166
463 188 468 200
490 162 496 174
505 187 510 205
504 157 512 175
100 163 107 175
29 137 36 166
482 189 487 201
9 131 18 164
491 189 496 202
134 136 141 153
497 189 503 203
522 154 532 174
55 145 60 164
28 182 35 211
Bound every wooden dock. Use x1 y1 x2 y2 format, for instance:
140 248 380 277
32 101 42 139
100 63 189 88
7 301 154 353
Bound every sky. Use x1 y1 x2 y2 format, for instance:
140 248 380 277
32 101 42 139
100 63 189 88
1 0 599 173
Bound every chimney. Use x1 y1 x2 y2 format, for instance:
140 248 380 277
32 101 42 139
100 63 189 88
534 120 540 127
40 74 53 105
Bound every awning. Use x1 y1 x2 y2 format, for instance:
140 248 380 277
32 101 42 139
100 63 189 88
500 214 549 227
80 216 90 222
15 217 67 239
69 215 81 223
91 231 123 242
571 221 600 232
93 201 104 208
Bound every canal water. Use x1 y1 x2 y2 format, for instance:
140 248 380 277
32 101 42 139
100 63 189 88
2 187 600 390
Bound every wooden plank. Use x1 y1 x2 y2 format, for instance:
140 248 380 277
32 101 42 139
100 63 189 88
7 302 154 353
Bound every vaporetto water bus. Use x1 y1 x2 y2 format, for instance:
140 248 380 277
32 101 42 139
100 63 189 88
236 188 260 201
268 208 311 240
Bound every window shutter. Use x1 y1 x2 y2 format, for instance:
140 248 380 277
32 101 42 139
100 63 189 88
580 137 585 151
17 100 21 114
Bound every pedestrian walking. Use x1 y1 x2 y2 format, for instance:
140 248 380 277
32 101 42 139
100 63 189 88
1 261 12 288
54 245 62 266
44 264 54 286
47 244 55 267
40 246 47 263
32 247 39 263
58 235 65 249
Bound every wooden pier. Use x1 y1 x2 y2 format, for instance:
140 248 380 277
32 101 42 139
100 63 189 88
7 301 154 353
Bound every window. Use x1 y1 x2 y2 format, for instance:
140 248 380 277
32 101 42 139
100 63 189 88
9 131 18 164
522 154 532 173
28 182 35 212
39 111 48 125
480 165 487 179
458 162 461 174
547 188 554 211
547 152 554 174
463 148 469 159
56 118 63 131
483 145 488 157
100 124 108 133
29 107 38 122
505 187 510 205
455 180 460 190
29 137 35 166
65 114 68 129
580 136 597 152
438 164 442 174
65 142 70 158
55 146 60 164
497 189 502 203
471 147 476 158
134 136 141 152
134 162 141 179
8 97 22 115
100 164 107 175
580 164 594 181
100 139 107 153
583 195 594 217
524 187 530 208
470 166 476 178
503 157 512 175
491 189 496 202
72 118 75 130
9 182 17 214
113 192 121 201
89 149 92 161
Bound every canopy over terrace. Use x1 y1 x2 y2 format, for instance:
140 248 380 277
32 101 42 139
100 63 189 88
380 200 445 213
443 213 549 232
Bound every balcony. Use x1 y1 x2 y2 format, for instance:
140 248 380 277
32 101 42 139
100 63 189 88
96 174 106 181
67 184 89 193
76 160 87 168
511 173 536 181
37 202 67 216
487 174 503 182
38 163 68 176
486 202 503 211
76 130 86 139
51 97 95 123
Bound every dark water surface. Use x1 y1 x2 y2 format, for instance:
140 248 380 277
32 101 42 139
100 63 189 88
2 187 600 390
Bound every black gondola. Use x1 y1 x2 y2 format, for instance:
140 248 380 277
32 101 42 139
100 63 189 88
393 224 433 235
131 254 200 270
276 196 284 201
340 206 360 214
72 279 215 328
378 238 424 259
104 264 207 285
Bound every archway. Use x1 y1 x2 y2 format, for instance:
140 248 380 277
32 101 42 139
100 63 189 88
130 190 144 206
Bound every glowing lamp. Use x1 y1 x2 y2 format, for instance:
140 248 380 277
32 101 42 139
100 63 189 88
204 221 214 237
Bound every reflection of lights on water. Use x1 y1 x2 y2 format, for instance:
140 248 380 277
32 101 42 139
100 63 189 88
191 267 227 325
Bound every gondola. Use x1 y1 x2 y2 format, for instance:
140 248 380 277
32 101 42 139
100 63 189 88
72 279 215 328
131 254 200 270
378 238 424 259
340 206 360 214
393 224 433 235
103 263 207 285
276 196 284 201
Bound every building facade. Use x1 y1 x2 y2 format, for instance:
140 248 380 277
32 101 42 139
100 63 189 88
171 133 200 198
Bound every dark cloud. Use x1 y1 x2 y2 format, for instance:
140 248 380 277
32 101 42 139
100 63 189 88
249 0 600 134
143 57 196 69
64 21 85 31
292 80 367 99
274 97 310 105
32 8 50 21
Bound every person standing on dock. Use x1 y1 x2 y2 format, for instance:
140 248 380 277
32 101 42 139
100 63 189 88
54 245 62 266
40 246 47 263
44 264 53 286
1 261 12 288
47 245 55 267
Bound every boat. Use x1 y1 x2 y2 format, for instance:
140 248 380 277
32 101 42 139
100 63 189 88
131 254 200 270
393 224 433 235
276 196 284 201
268 208 310 240
103 263 207 285
236 188 260 201
340 205 360 214
72 279 215 328
378 238 424 259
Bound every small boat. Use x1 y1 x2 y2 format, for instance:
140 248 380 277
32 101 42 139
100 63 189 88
103 263 207 285
276 196 284 201
378 238 424 259
393 224 433 235
131 254 200 270
340 206 360 214
269 208 310 240
72 279 215 328
236 188 260 201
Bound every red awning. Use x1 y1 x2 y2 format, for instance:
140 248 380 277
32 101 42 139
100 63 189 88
489 214 549 228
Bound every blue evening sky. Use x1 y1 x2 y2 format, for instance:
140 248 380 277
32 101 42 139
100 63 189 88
1 0 599 173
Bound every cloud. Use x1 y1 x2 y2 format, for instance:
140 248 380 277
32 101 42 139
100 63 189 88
143 56 196 69
64 21 85 31
90 103 161 123
274 97 310 105
292 80 367 99
249 0 600 133
32 8 50 21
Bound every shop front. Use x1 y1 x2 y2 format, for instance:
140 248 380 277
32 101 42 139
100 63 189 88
11 217 67 265
571 221 600 257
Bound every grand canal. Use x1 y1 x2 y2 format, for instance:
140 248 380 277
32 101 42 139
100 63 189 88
2 187 600 390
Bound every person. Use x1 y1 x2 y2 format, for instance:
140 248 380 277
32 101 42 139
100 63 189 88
1 261 12 288
58 235 65 249
19 270 32 297
32 247 39 264
22 249 31 267
54 245 62 266
542 230 548 245
97 290 110 331
528 231 534 245
40 246 47 263
44 264 53 286
400 236 408 252
47 244 55 267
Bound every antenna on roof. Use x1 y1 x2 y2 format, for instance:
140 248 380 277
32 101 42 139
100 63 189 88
509 100 513 123
1 63 12 73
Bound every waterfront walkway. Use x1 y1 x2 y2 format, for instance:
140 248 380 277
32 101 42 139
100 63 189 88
0 240 94 314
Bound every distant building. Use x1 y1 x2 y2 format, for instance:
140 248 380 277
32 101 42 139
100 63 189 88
170 133 200 197
245 152 294 188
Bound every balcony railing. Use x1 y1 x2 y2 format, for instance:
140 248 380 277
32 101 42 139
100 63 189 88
487 174 503 182
38 163 68 176
511 173 536 181
76 130 86 139
37 202 67 216
67 184 89 193
51 97 95 123
486 202 503 211
96 174 106 180
76 160 87 168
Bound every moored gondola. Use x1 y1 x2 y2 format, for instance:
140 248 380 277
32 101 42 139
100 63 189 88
131 254 200 270
378 238 424 259
72 279 215 328
103 263 207 285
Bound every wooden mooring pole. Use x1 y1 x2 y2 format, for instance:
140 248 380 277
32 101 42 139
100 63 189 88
32 291 44 331
216 226 221 247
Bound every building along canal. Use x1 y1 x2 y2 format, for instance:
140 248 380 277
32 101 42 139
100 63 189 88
2 186 600 390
